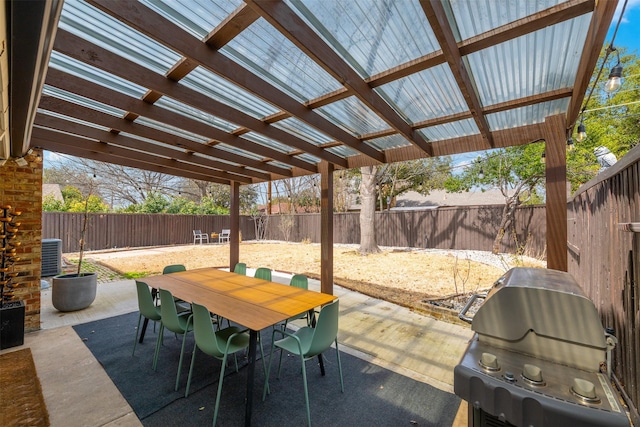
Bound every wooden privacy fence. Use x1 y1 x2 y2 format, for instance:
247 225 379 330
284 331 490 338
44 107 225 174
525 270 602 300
262 205 546 255
42 205 546 255
568 144 640 422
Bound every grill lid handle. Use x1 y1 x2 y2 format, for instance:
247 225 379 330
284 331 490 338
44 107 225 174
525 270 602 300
458 293 486 324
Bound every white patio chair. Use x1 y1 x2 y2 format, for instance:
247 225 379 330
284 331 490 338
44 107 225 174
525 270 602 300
218 229 230 243
193 230 209 244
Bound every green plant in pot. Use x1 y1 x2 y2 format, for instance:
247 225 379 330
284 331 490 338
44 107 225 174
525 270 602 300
52 180 99 312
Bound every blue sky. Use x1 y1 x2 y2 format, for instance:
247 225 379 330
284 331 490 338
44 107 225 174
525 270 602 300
608 0 640 54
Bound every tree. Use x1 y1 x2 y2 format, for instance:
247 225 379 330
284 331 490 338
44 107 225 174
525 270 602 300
572 47 640 187
357 158 453 254
445 143 546 254
359 165 380 254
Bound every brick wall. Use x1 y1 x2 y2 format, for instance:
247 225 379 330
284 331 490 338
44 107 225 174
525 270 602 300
0 149 43 331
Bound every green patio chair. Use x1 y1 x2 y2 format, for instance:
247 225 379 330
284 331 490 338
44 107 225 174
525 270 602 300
162 264 186 274
280 275 311 329
233 262 246 275
263 299 344 426
254 267 272 281
153 289 194 392
185 302 251 426
162 264 190 310
132 280 161 356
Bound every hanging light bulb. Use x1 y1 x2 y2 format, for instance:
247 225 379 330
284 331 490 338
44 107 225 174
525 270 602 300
604 48 623 93
576 122 587 142
567 138 574 151
541 151 546 164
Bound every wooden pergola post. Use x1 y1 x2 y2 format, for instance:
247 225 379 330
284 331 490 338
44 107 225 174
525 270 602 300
544 114 568 272
319 161 334 295
230 181 240 271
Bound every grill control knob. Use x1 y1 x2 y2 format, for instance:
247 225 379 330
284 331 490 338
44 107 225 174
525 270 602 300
522 364 544 384
571 378 600 403
479 352 499 371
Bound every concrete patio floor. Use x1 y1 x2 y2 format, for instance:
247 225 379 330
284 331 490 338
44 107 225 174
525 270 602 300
2 268 474 426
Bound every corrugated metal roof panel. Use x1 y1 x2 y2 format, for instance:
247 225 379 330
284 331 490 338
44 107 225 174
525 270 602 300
466 17 591 108
139 0 241 39
315 96 389 136
154 96 239 133
487 99 570 130
221 18 343 102
288 0 439 78
181 66 280 119
59 0 181 75
418 118 479 141
376 63 469 124
367 134 412 151
272 117 334 146
42 85 127 117
450 0 564 40
49 52 148 98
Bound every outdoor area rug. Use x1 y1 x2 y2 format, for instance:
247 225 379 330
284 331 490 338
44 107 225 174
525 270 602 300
0 348 50 427
74 311 460 426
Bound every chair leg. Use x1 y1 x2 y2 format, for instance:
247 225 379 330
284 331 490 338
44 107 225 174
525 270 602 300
185 342 197 397
213 352 230 427
153 324 164 370
335 340 344 393
262 339 276 401
175 331 189 391
132 313 142 356
300 356 311 427
258 332 269 395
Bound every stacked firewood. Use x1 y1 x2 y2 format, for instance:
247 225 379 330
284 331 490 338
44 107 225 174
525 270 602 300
0 205 21 306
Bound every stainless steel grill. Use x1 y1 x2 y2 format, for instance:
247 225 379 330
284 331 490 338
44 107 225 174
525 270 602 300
454 267 629 427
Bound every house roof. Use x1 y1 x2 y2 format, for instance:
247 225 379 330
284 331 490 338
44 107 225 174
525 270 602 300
395 189 506 208
6 0 616 185
42 183 64 202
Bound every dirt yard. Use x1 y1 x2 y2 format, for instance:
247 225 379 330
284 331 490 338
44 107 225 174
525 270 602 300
78 242 545 311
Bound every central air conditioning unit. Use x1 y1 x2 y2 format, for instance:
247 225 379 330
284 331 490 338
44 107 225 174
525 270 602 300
42 238 62 277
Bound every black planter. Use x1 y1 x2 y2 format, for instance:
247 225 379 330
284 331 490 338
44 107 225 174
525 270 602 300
0 300 25 349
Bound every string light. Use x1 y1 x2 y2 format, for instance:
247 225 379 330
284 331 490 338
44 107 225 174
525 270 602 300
604 48 623 93
576 117 587 143
574 0 628 142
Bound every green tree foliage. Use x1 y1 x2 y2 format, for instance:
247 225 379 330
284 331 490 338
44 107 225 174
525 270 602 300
445 143 546 253
120 194 230 215
570 47 640 190
573 48 640 159
376 158 452 210
42 195 65 212
42 185 109 212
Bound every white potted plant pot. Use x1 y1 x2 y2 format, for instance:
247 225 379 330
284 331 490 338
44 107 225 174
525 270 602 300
52 272 97 312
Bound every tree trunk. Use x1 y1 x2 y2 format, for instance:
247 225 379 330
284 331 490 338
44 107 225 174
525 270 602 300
359 166 381 254
492 196 518 254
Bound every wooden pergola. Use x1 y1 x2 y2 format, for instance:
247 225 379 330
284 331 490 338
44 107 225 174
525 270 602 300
5 0 617 292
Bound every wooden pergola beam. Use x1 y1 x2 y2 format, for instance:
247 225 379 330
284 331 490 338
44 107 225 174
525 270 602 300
53 29 349 169
543 114 568 272
88 0 385 164
247 0 434 158
566 0 618 131
37 96 277 181
421 0 494 150
31 128 233 184
44 68 317 174
34 113 255 184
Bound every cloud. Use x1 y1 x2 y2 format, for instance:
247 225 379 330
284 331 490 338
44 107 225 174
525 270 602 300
615 0 640 24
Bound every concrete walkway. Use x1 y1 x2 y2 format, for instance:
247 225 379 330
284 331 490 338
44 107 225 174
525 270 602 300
3 267 474 427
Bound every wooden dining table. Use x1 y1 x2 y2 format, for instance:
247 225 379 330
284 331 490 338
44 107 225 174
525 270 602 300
142 267 336 426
